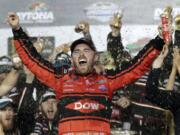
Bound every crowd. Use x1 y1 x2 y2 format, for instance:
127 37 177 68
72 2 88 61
0 7 180 135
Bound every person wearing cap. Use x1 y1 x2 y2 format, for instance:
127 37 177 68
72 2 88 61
53 52 71 75
30 90 58 135
0 96 20 135
0 54 48 135
8 13 165 135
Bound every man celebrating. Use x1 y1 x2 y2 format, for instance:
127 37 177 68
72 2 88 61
7 13 165 135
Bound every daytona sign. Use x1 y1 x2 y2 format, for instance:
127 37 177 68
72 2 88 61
17 11 54 23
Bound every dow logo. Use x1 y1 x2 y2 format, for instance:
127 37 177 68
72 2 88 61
66 99 105 113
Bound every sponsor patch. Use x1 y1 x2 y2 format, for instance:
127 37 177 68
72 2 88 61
66 99 105 113
98 85 107 91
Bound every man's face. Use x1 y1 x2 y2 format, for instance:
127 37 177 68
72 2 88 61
72 43 96 75
41 98 58 121
0 106 14 130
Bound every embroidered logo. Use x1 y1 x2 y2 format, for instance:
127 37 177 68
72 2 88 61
98 85 107 91
66 99 105 113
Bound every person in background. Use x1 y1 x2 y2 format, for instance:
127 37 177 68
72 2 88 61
31 90 58 135
146 45 180 135
53 52 72 75
13 39 49 135
0 58 47 135
0 96 20 135
0 39 49 135
156 13 180 92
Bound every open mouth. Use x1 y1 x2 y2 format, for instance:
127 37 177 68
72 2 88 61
5 117 13 121
48 110 54 113
79 59 87 65
47 110 54 116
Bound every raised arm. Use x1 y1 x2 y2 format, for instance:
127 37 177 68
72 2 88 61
146 45 180 110
166 49 178 90
108 35 165 95
0 55 21 96
166 47 180 90
6 13 61 92
173 47 180 75
0 69 20 96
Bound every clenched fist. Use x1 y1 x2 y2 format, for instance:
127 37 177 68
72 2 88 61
74 20 90 33
6 12 20 30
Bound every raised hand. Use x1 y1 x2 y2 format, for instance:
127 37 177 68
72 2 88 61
152 44 169 68
74 20 90 33
6 12 20 30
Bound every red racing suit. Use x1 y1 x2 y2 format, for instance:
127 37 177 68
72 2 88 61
12 28 164 135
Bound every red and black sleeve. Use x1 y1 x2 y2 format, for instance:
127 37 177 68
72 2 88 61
107 36 165 96
12 27 62 94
